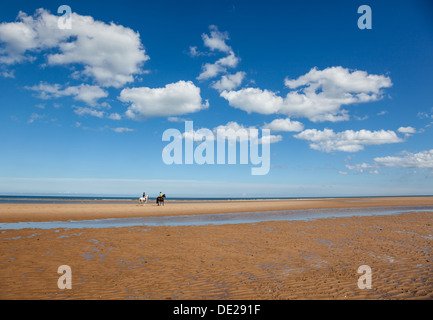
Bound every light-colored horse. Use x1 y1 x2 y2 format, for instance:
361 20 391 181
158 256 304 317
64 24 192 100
138 194 148 205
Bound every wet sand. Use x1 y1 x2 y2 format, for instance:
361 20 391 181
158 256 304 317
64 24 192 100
0 197 432 299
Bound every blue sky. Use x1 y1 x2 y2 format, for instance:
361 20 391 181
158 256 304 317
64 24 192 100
1 0 433 197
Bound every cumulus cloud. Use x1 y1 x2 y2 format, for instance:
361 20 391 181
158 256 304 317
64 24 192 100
256 134 283 144
119 80 209 119
183 128 215 142
346 149 433 173
221 66 392 122
294 128 403 153
27 82 108 107
212 71 245 91
197 52 239 80
108 113 122 120
73 106 105 118
215 122 282 144
188 46 211 57
263 118 304 132
220 88 283 115
284 66 391 94
397 126 417 137
197 62 226 80
216 51 239 68
0 8 149 87
72 107 121 120
183 121 282 145
213 122 257 143
374 150 433 169
201 25 232 53
196 26 241 81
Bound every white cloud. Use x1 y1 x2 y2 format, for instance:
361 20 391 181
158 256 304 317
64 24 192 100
213 121 256 142
284 66 391 94
417 111 433 119
1 70 15 78
197 62 226 80
27 113 44 124
256 134 283 144
263 118 304 132
212 71 245 91
201 25 232 53
196 26 241 81
346 149 433 173
220 88 283 115
214 122 281 144
397 126 416 134
108 113 122 120
73 106 105 118
27 83 108 107
221 66 392 122
182 121 282 145
188 46 210 57
216 51 239 68
183 128 215 142
167 116 187 122
119 80 209 119
345 163 374 172
354 115 369 121
188 46 216 58
294 128 403 153
112 127 134 133
197 52 240 80
397 126 417 137
0 8 149 87
374 150 433 169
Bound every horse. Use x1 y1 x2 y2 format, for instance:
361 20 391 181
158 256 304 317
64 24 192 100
138 194 148 205
156 194 166 206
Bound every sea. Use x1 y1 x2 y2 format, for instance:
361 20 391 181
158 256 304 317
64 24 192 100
0 194 432 204
0 194 302 204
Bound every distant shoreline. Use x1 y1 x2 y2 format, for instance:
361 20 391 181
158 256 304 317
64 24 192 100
1 194 433 203
1 196 433 223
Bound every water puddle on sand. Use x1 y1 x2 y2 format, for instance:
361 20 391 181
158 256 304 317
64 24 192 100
1 206 433 231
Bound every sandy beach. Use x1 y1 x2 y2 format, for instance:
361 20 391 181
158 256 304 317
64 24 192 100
2 196 433 223
0 196 432 300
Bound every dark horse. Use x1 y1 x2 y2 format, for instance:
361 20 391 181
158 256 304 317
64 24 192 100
156 194 166 206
